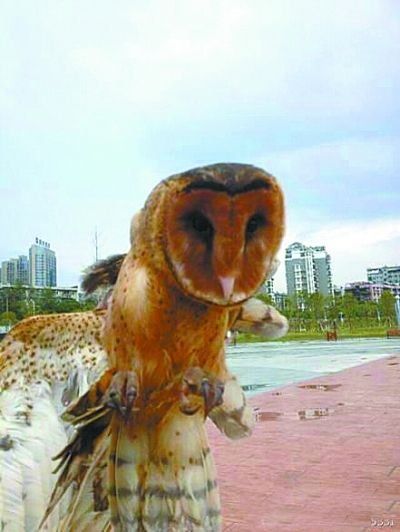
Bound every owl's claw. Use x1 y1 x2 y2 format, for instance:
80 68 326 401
180 367 224 418
104 370 138 419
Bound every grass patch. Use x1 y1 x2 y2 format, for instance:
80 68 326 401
237 326 390 343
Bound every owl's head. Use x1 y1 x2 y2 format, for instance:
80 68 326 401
142 163 284 307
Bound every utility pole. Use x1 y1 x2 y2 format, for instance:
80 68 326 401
94 227 99 263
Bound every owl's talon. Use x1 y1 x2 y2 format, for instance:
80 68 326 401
104 370 138 419
201 378 224 418
180 367 224 418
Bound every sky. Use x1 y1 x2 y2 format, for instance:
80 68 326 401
1 0 399 292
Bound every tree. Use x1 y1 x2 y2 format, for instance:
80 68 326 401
307 293 326 320
379 291 396 323
339 293 359 330
0 311 17 326
256 293 273 305
325 294 341 321
53 298 82 313
0 283 29 320
37 288 57 314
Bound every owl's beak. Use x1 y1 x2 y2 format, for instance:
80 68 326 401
219 276 235 301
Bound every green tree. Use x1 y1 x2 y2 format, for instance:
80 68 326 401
53 298 82 313
307 293 326 320
325 294 341 321
285 292 308 331
340 293 359 330
37 288 57 314
379 291 396 323
0 311 17 326
0 283 29 320
256 293 273 305
363 301 380 319
80 298 97 311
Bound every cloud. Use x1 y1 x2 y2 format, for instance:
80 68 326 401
255 136 399 225
1 1 399 290
259 137 399 184
66 1 400 115
304 218 400 251
2 0 400 134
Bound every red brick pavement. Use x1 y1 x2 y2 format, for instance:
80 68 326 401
208 355 400 532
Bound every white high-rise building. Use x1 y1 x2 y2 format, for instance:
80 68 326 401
285 242 333 296
29 238 57 287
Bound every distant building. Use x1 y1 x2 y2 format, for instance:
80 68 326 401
1 259 17 285
333 285 344 299
367 265 400 286
0 256 29 285
258 278 275 300
344 281 400 303
29 238 57 287
266 278 274 299
49 286 79 300
285 242 333 296
274 292 288 311
17 255 30 285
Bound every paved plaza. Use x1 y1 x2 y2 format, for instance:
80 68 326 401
209 355 400 531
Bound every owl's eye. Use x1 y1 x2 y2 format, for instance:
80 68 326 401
246 214 266 237
186 212 214 238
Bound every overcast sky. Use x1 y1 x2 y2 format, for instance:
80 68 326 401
1 0 399 292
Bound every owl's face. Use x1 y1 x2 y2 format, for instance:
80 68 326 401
163 164 284 306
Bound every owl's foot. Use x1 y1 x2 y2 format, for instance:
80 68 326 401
180 367 224 418
104 370 138 419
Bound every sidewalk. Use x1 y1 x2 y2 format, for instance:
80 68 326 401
209 355 400 531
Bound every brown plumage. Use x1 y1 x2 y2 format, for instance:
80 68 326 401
0 163 286 531
54 163 284 531
88 163 285 530
82 254 126 294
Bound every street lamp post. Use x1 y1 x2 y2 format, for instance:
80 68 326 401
28 298 36 315
395 295 400 328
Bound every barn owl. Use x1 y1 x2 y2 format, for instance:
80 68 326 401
0 163 285 531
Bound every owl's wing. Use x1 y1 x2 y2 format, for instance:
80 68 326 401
0 311 108 531
232 297 289 339
81 254 126 295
